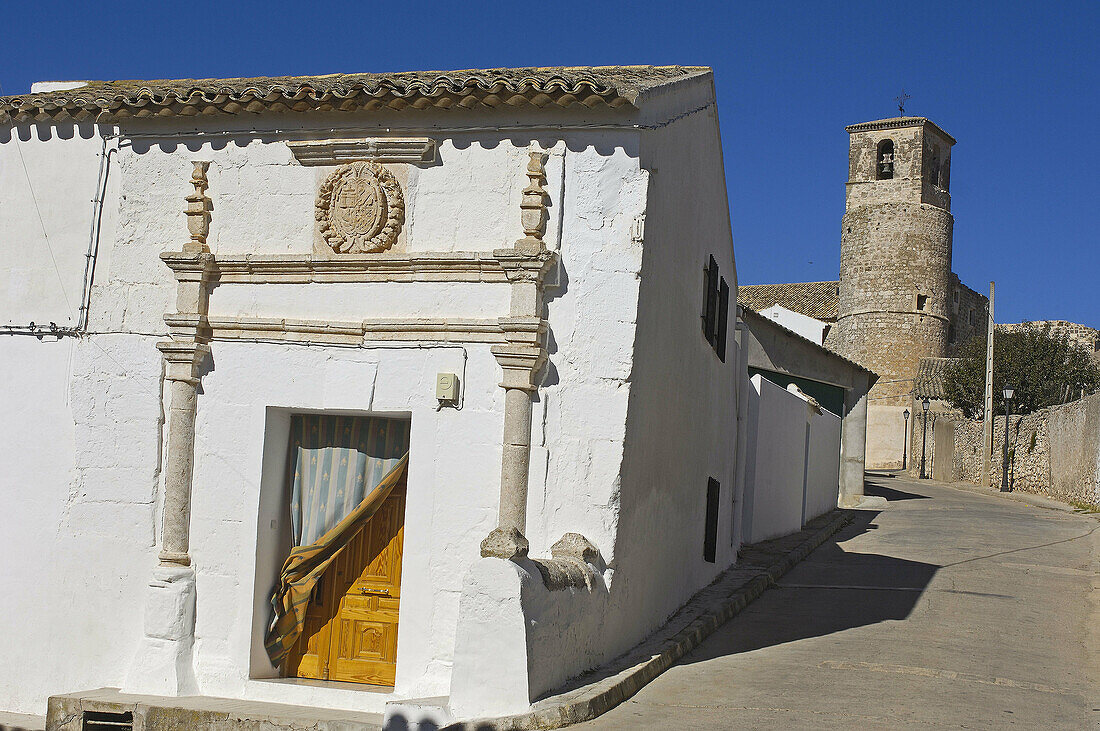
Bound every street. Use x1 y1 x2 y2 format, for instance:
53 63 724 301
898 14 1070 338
580 476 1100 729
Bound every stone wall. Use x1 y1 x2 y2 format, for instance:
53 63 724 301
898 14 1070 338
829 201 953 405
947 274 989 353
997 320 1100 364
953 391 1100 505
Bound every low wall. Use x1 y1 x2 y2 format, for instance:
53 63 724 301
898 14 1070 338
954 391 1100 505
742 376 842 543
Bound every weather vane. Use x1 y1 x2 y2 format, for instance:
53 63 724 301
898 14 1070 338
896 90 911 116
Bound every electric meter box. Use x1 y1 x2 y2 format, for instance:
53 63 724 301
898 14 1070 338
436 373 459 402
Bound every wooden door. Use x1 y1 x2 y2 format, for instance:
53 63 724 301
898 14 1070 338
288 476 406 686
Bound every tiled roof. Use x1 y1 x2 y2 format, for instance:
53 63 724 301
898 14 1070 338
737 281 840 322
914 357 956 400
0 65 710 124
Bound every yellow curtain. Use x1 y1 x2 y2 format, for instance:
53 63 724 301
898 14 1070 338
264 436 409 668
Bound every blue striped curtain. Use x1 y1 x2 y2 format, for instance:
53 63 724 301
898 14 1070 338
289 414 411 548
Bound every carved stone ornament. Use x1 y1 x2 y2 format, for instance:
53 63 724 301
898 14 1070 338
316 161 404 253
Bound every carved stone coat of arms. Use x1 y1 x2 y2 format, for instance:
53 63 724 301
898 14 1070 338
316 161 404 253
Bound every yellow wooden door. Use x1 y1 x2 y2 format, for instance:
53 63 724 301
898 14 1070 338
288 477 406 686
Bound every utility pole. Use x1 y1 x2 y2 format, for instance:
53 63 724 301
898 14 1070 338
982 282 995 487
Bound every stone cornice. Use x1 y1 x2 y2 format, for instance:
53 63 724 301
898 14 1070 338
844 117 956 146
288 137 437 166
160 251 547 284
492 248 558 284
164 314 512 345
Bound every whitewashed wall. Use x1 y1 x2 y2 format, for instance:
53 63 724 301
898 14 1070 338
0 107 653 714
448 87 742 718
0 123 103 326
742 375 808 543
0 124 147 715
742 375 842 544
804 407 842 522
0 76 743 718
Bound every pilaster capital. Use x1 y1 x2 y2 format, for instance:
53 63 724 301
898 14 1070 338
160 251 217 282
157 341 211 384
492 317 548 390
492 248 557 285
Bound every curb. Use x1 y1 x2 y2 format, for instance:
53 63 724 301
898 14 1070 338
447 510 852 730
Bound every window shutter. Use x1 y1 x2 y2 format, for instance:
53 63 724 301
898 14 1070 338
704 477 720 563
702 255 718 344
716 276 729 362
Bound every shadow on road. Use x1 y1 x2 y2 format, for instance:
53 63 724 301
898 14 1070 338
865 481 929 501
678 510 939 664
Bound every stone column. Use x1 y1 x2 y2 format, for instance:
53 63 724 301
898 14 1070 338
491 329 545 535
839 373 887 509
156 341 210 565
124 162 213 695
481 150 556 558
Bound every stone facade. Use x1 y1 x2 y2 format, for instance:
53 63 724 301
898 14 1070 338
997 320 1100 364
953 391 1100 505
737 117 991 468
827 118 964 406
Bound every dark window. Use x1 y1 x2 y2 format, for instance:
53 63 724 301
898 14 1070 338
877 139 895 180
704 477 720 563
930 147 941 187
701 255 729 361
969 309 975 325
916 294 927 311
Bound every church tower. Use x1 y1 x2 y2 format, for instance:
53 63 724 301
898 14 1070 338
830 117 956 404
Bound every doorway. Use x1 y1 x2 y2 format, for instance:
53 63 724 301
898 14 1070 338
280 413 409 687
287 471 406 686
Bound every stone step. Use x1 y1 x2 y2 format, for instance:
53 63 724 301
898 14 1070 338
47 688 383 731
0 711 45 731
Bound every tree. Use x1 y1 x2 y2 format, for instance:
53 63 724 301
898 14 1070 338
944 324 1100 419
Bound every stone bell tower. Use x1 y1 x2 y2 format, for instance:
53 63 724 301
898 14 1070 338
829 117 956 405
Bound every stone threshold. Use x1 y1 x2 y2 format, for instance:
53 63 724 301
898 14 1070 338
442 509 852 730
46 688 384 731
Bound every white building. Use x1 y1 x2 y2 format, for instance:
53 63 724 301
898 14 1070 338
758 303 830 345
0 66 872 728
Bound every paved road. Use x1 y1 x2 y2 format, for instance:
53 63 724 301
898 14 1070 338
580 476 1100 730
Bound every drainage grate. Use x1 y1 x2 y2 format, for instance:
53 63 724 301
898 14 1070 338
82 710 133 731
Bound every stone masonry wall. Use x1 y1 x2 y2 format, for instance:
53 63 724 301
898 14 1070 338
828 202 952 405
947 275 989 353
953 391 1100 505
998 320 1100 364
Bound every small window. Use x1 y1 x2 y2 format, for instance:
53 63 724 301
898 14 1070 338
916 294 927 311
877 139 895 180
701 255 729 361
704 477 720 563
969 309 975 325
929 147 941 187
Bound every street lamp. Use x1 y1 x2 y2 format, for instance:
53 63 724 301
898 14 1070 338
1001 384 1015 492
902 408 910 471
920 397 930 479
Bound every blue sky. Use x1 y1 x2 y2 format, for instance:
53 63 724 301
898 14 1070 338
2 1 1096 326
